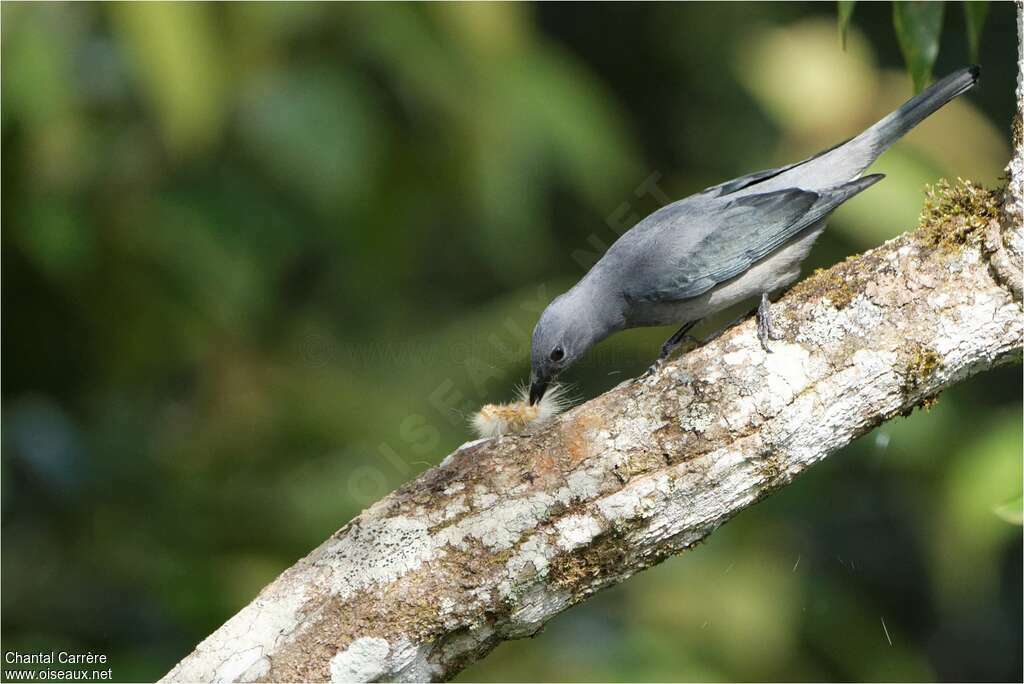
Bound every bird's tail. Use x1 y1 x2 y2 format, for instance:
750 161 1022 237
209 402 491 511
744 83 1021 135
857 65 980 160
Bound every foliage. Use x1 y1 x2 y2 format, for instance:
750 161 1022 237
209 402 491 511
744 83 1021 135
840 1 990 92
964 1 990 63
893 1 947 93
838 1 857 50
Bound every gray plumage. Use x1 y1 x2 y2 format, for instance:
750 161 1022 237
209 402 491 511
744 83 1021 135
529 66 980 404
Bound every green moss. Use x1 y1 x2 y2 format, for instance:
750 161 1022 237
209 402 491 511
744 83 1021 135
754 449 784 487
905 345 941 389
917 178 1001 252
791 266 859 309
898 344 943 417
547 519 657 600
548 530 628 592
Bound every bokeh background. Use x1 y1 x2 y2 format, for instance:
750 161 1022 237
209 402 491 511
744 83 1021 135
2 2 1021 681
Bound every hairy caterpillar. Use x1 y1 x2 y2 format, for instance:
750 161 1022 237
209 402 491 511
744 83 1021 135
471 382 572 438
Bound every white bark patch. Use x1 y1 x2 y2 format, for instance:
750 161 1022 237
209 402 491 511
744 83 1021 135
505 584 573 638
319 516 440 602
794 302 845 346
472 487 499 509
237 657 269 682
554 514 604 550
723 395 759 431
505 534 553 585
839 296 884 335
213 646 265 683
565 468 604 500
389 639 437 683
761 342 811 401
721 349 749 366
161 579 311 682
441 496 469 521
329 637 391 682
439 491 560 551
596 473 672 523
326 636 436 683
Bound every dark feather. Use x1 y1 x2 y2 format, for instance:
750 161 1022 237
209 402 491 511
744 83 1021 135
621 175 884 302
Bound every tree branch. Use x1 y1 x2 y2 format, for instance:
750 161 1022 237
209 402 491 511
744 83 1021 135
162 195 1022 683
163 22 1024 681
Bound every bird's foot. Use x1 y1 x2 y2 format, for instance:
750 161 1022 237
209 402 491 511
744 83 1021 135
640 320 702 379
640 360 663 380
756 292 783 352
641 334 700 379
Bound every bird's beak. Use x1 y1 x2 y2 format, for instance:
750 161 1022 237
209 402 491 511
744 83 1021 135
529 376 549 405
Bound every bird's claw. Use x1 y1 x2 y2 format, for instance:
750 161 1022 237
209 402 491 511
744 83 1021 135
642 334 700 380
756 292 782 352
640 359 664 380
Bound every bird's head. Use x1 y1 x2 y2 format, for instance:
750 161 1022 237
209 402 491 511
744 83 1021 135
529 293 590 405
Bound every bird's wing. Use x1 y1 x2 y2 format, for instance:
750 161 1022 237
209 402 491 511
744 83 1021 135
623 174 883 302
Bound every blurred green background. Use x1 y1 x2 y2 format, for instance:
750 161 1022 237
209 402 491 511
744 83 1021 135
2 2 1020 682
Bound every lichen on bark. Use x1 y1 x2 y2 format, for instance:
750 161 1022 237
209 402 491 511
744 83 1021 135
162 181 1022 682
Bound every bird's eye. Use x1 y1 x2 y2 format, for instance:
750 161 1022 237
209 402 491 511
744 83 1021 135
550 346 564 362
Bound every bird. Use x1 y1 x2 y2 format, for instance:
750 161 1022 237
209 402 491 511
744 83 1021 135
528 65 980 405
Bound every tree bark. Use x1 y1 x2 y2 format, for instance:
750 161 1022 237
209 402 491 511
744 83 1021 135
163 17 1024 683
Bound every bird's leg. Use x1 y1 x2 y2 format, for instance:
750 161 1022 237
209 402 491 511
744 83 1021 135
756 292 782 352
642 319 701 378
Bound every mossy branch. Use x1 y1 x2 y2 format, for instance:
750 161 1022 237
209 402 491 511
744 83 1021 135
159 174 1022 682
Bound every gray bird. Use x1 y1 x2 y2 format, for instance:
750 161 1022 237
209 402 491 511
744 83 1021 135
529 65 980 405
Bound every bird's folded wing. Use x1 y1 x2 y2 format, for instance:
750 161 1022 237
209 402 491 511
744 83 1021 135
625 175 883 302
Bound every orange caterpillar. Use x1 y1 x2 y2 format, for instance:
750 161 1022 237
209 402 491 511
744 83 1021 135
471 383 571 438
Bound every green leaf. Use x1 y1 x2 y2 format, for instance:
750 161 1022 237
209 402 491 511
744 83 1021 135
892 1 946 93
963 0 988 63
108 3 227 155
837 1 856 50
993 495 1023 525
